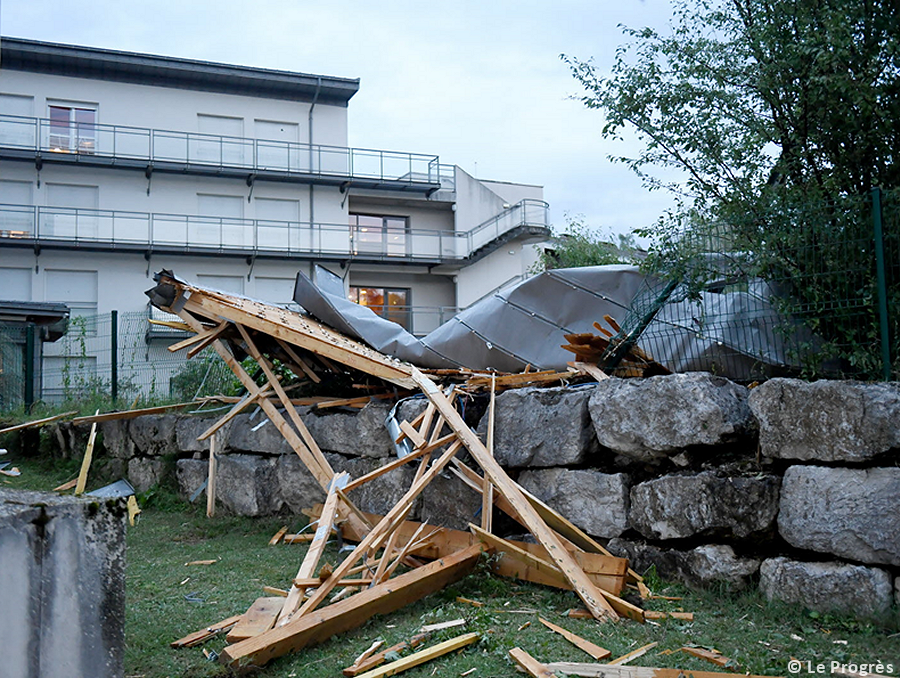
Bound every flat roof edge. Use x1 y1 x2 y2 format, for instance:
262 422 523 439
0 36 360 106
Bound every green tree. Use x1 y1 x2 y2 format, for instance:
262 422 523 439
532 216 637 272
565 0 900 378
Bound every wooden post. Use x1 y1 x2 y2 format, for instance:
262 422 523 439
481 373 496 532
74 410 100 495
206 432 217 518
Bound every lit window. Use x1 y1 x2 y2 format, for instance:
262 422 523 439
48 105 96 154
349 214 408 256
348 286 411 330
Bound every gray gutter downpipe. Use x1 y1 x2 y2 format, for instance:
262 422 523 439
308 76 322 230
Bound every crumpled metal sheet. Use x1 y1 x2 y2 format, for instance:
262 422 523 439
294 265 646 371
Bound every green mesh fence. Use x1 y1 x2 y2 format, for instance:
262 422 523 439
606 188 900 381
1 308 239 412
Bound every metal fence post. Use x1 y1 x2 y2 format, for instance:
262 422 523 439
111 310 119 402
24 324 36 411
871 187 891 381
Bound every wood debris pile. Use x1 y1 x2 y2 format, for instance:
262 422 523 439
143 271 760 676
561 315 671 378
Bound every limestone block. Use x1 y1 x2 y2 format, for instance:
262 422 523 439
476 385 597 467
759 557 892 618
778 465 900 566
301 401 394 458
750 379 900 462
517 468 629 538
589 373 752 462
629 471 780 540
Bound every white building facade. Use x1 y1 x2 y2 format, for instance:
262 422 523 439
0 37 549 402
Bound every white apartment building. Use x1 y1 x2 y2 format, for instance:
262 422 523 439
0 37 549 402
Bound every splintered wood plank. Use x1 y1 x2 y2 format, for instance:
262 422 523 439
509 647 559 678
74 412 99 495
344 634 428 677
482 373 496 532
681 646 733 668
413 369 617 622
277 472 347 625
268 526 289 546
608 642 659 665
354 632 480 678
294 441 462 618
538 618 611 660
226 597 284 642
342 433 456 493
170 614 243 648
398 420 427 449
543 666 779 678
218 544 483 669
167 318 227 353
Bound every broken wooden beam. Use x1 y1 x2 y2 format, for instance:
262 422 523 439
218 544 483 668
538 617 610 660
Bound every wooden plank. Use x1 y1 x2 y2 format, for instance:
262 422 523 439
570 361 610 382
274 337 322 383
344 634 428 677
342 433 457 493
206 432 217 518
419 618 465 634
313 506 625 595
315 392 413 410
354 632 480 678
643 611 693 621
608 642 659 666
219 543 483 669
226 597 284 642
398 420 427 449
74 413 99 495
346 640 385 676
481 373 496 532
0 410 78 435
451 458 642 584
379 523 433 582
197 391 263 442
186 319 230 358
538 617 610 660
543 665 779 678
277 472 347 625
70 403 193 425
268 526 289 546
292 578 373 587
166 318 227 353
509 647 559 678
170 614 243 648
235 323 335 482
262 586 288 597
294 441 463 618
413 368 617 622
681 646 732 668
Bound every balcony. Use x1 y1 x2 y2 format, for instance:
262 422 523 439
0 114 442 193
0 200 549 263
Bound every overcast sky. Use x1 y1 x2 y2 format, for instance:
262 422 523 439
1 0 678 237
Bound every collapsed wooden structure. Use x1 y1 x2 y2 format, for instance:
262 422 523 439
148 270 648 670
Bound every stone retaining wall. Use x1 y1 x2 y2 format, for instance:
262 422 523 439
48 375 900 620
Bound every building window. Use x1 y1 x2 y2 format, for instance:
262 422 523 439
48 105 96 154
348 286 411 330
349 214 408 257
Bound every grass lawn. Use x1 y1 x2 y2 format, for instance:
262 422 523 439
3 452 898 678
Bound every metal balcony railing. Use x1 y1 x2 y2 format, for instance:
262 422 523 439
0 204 468 261
468 198 550 252
0 200 549 261
0 114 441 189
